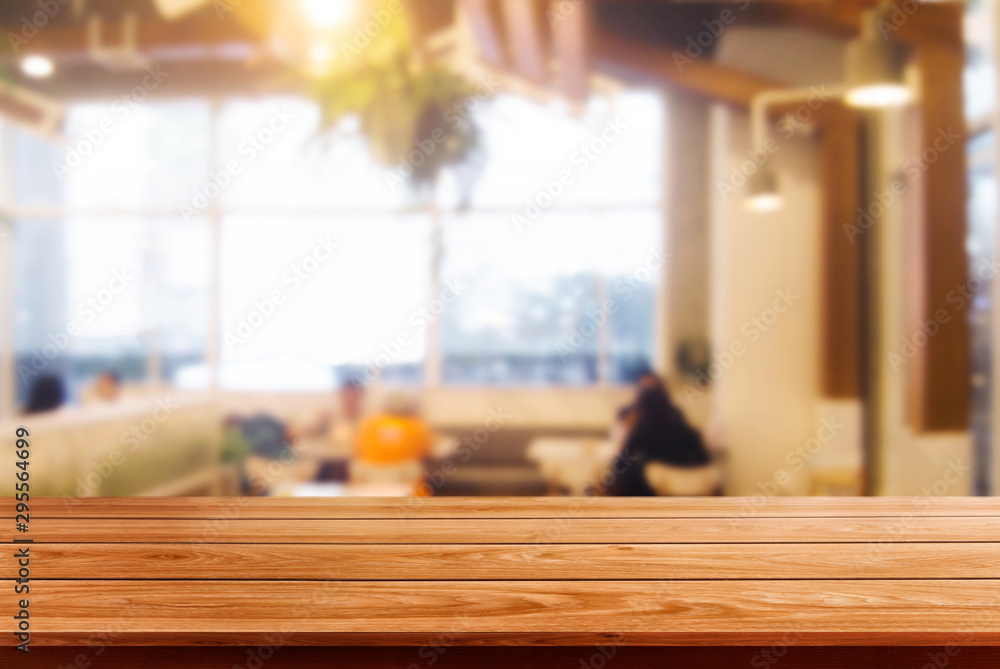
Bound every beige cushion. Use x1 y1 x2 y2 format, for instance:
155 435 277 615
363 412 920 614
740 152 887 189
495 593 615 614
644 461 721 496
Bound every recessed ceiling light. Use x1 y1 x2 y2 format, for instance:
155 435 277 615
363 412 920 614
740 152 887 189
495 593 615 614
21 55 54 78
301 0 352 29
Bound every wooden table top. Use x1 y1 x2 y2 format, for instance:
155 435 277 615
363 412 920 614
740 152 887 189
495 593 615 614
4 496 1000 647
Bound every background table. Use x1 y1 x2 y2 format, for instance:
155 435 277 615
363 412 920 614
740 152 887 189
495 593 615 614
526 437 618 494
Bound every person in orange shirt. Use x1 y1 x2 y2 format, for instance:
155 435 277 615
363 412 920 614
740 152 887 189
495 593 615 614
352 393 432 494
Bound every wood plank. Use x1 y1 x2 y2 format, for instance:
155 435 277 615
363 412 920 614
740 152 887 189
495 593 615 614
10 646 1000 669
5 580 1000 643
590 29 781 108
24 496 1000 519
12 542 1000 581
6 516 1000 544
18 630 1000 648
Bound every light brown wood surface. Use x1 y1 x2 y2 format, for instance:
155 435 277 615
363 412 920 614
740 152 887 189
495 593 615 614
24 495 1000 518
8 542 1000 580
3 497 1000 647
5 515 999 544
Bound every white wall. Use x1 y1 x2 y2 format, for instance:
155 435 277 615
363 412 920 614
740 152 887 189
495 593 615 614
708 28 863 496
872 107 972 496
707 26 971 496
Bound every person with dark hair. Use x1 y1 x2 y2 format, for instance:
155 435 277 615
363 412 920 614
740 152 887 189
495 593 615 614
80 370 123 406
24 374 66 415
604 384 710 496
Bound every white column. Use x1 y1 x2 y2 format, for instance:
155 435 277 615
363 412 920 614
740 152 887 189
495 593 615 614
0 123 16 417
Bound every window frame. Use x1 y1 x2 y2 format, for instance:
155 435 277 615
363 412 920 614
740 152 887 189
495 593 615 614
0 94 667 407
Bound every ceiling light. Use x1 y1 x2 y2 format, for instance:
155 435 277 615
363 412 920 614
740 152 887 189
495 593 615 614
845 83 912 109
21 55 54 78
301 0 352 29
745 168 783 213
844 8 912 109
310 42 334 64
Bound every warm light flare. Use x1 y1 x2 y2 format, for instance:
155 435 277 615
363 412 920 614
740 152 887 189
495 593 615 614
301 0 353 29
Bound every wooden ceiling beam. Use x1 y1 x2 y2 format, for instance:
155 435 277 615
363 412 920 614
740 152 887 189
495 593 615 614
754 2 962 51
501 0 548 82
590 29 781 108
550 0 591 101
0 17 256 59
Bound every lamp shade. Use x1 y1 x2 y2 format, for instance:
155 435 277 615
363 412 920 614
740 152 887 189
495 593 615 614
745 167 783 212
844 11 912 108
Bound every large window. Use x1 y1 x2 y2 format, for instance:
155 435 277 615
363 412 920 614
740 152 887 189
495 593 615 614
1 87 664 403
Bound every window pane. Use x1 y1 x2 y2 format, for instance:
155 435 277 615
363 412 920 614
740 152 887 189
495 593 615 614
215 98 408 211
219 214 432 390
440 211 662 385
443 90 663 211
148 217 212 387
62 101 210 210
11 127 64 208
14 216 210 404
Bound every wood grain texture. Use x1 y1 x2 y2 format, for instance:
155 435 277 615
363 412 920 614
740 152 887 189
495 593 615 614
10 646 1000 668
6 497 1000 648
4 580 1000 642
12 542 1000 581
23 496 1000 519
7 516 1000 544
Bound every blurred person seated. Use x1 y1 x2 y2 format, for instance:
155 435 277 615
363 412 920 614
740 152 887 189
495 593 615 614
604 382 711 496
233 413 318 495
312 378 367 482
330 378 365 454
352 392 432 494
287 378 366 456
610 369 665 447
24 374 66 415
80 370 122 405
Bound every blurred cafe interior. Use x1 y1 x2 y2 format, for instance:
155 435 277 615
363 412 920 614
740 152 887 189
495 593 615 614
0 0 995 499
